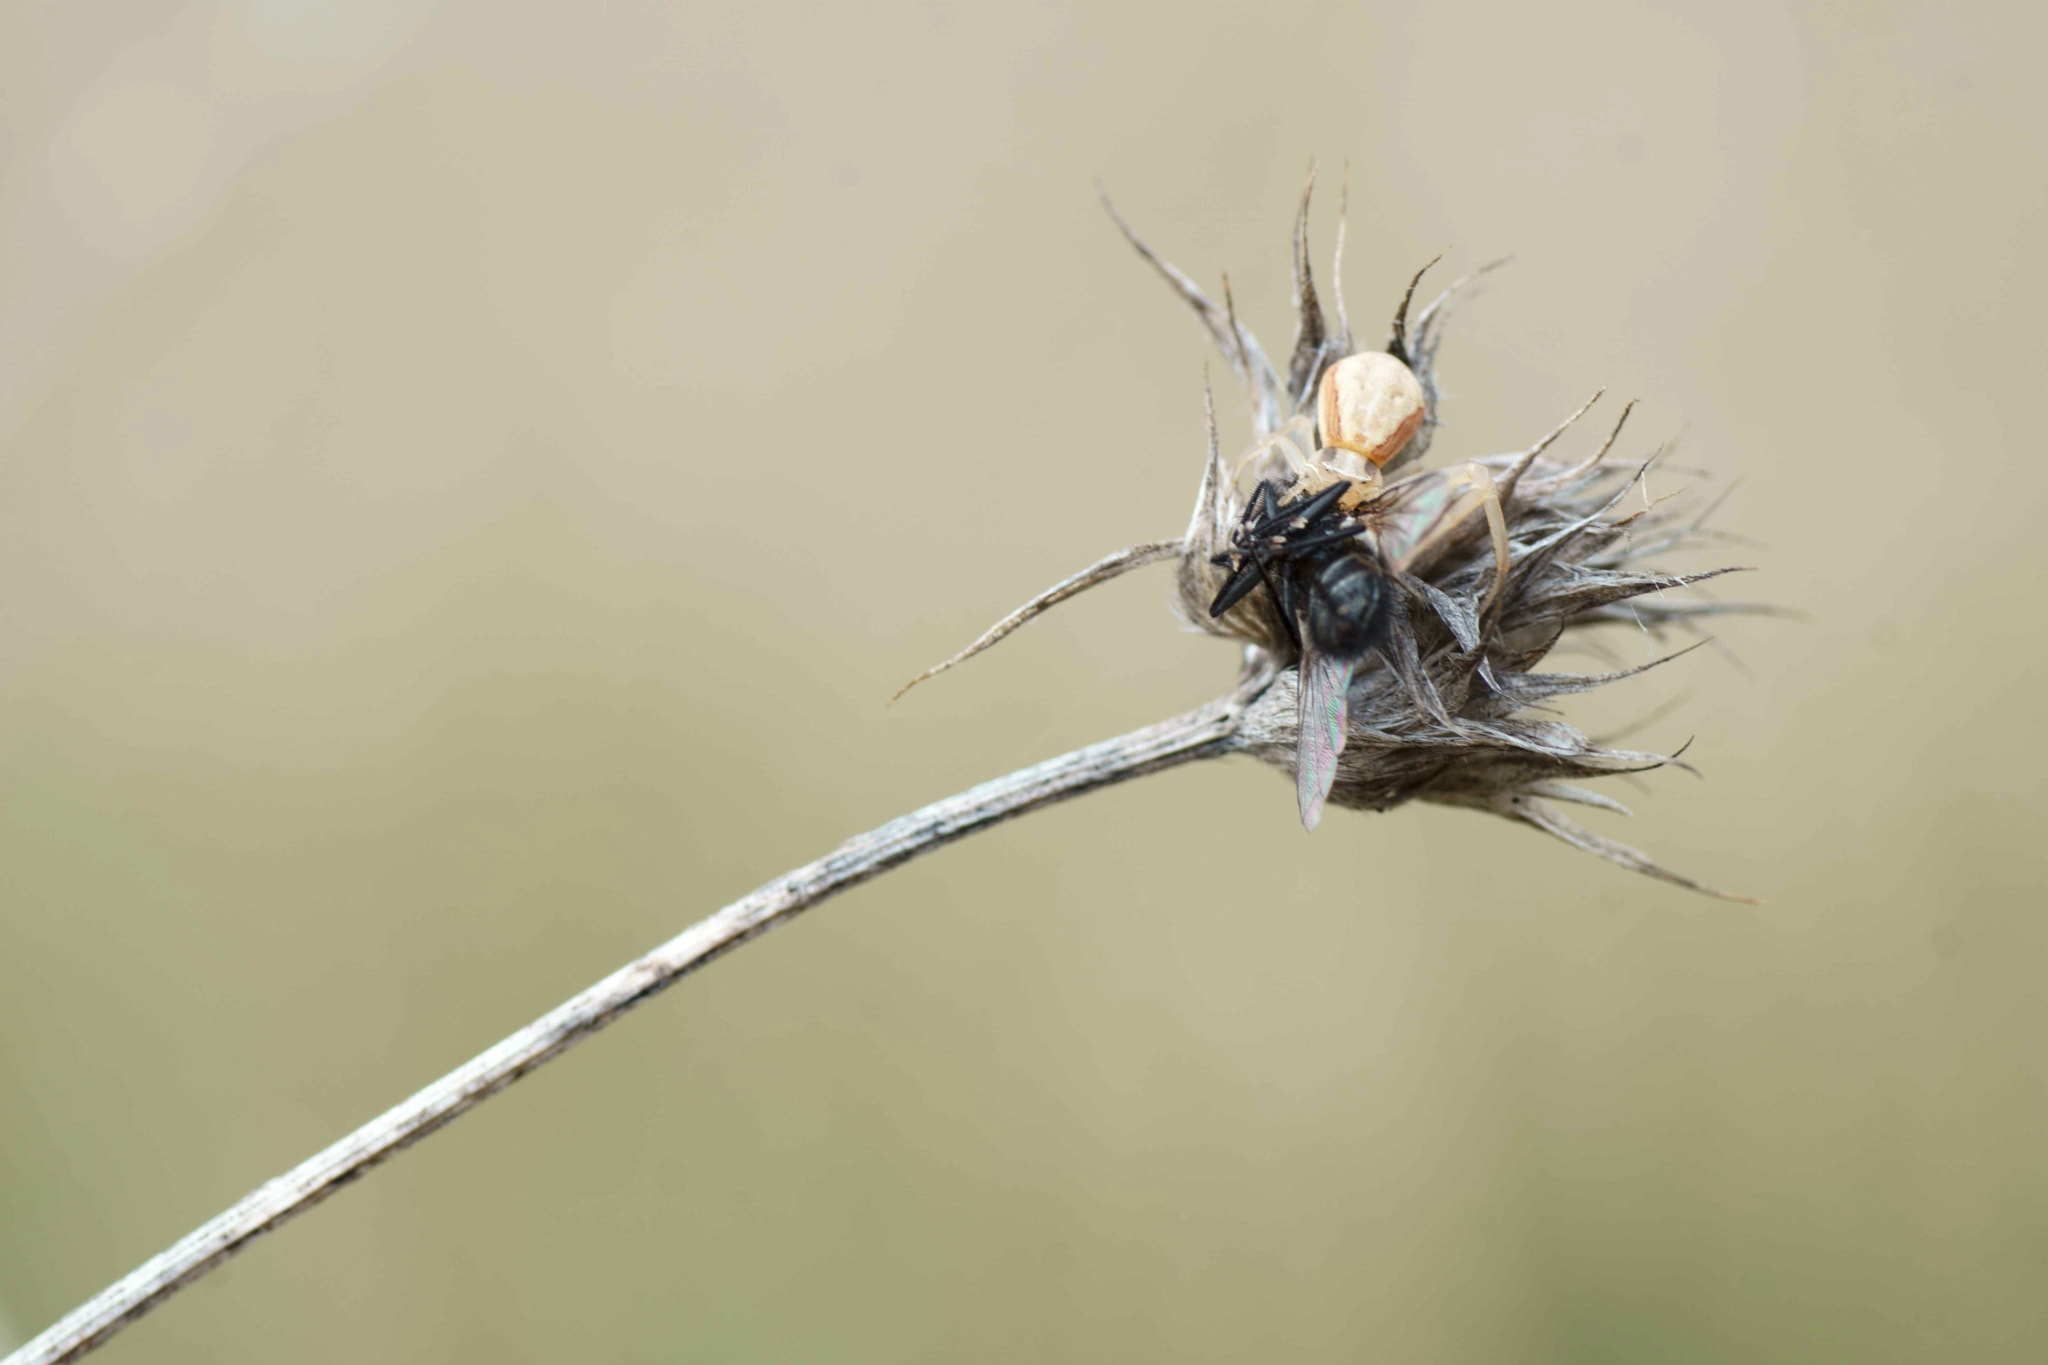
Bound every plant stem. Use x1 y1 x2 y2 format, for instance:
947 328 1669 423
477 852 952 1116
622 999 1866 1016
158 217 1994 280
5 694 1250 1365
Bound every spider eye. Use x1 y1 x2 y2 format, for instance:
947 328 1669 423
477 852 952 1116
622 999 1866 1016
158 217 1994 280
1316 352 1425 468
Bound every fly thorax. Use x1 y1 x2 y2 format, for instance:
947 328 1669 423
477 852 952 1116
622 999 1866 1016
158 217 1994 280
1305 554 1387 657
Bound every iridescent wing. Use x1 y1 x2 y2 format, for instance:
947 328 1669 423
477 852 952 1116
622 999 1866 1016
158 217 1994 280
1294 647 1356 830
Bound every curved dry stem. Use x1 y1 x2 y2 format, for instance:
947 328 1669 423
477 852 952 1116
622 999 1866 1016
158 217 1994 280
4 694 1252 1365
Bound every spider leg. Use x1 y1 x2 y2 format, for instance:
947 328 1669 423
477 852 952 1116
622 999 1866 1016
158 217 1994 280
1232 418 1321 490
1464 463 1513 616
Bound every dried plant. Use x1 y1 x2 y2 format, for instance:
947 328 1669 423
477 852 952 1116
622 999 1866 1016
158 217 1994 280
6 175 1759 1365
904 171 1758 896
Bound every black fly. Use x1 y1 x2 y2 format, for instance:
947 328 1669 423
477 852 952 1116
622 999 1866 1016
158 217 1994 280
1208 478 1392 829
1207 478 1390 662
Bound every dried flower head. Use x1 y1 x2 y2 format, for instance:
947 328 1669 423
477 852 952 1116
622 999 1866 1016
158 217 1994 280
898 170 1758 899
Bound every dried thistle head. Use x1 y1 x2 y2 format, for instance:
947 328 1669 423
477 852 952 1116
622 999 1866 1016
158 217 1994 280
898 169 1758 899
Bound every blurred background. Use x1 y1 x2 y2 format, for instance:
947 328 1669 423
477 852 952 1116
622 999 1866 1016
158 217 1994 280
2 1 2043 1360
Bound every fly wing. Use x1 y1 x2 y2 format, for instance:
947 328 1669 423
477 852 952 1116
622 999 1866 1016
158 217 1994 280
1294 648 1356 831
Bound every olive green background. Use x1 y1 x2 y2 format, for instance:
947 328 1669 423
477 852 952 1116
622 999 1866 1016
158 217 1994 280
2 1 2043 1360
